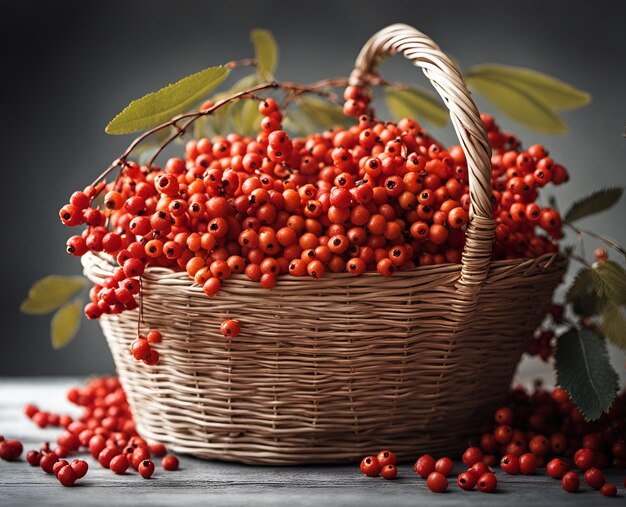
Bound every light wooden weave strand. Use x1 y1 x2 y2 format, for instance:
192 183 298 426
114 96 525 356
82 24 567 464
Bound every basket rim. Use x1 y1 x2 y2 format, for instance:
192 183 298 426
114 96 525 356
83 250 567 284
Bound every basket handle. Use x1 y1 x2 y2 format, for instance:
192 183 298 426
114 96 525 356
350 23 496 296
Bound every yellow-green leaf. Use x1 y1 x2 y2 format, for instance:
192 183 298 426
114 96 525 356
208 74 262 136
283 108 313 137
21 276 87 315
467 64 591 111
384 87 448 127
602 302 626 348
298 95 354 131
594 261 626 305
106 65 230 135
50 299 82 349
250 28 278 80
466 73 566 134
231 98 263 138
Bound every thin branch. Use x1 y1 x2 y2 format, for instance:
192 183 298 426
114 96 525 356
224 58 257 70
566 223 626 260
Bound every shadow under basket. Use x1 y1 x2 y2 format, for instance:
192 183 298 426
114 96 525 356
83 251 566 465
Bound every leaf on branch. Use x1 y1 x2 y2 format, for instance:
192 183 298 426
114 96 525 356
567 267 604 317
563 187 623 223
208 74 262 136
251 28 278 80
601 302 626 348
466 64 591 111
50 299 82 349
231 98 263 138
465 72 565 134
555 328 619 421
384 87 448 127
106 66 230 135
594 261 626 305
21 276 87 315
298 95 354 131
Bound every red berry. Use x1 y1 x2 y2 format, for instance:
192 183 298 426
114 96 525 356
494 424 513 444
519 453 537 475
98 446 120 468
584 467 605 489
500 454 520 475
110 454 130 474
146 330 162 343
57 465 78 487
220 319 240 337
71 459 89 478
477 472 497 493
0 439 22 461
529 435 549 456
414 454 436 479
462 447 483 467
457 471 477 491
600 483 617 497
376 450 397 468
149 443 167 457
26 450 42 466
574 448 595 471
435 457 454 476
562 471 580 492
426 471 448 493
130 338 151 360
546 458 569 479
162 455 179 471
138 459 155 479
494 406 514 425
89 435 106 458
40 452 59 473
53 459 70 477
53 446 69 458
381 464 398 480
470 461 490 478
360 455 381 477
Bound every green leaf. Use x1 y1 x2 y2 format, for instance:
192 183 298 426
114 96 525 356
466 64 591 111
251 28 278 80
567 268 604 317
594 261 626 305
208 74 261 136
384 87 448 127
298 95 355 131
21 276 87 315
465 73 566 134
231 98 262 138
601 302 626 348
563 187 623 223
106 66 230 135
555 328 619 421
50 299 82 349
283 107 314 137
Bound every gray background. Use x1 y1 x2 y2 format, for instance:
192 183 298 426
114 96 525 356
1 0 624 378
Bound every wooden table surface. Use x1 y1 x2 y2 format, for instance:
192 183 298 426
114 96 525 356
1 377 623 506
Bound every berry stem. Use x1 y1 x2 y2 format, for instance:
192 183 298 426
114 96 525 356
565 223 626 261
224 58 257 70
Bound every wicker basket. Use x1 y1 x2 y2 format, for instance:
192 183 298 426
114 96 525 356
83 24 567 465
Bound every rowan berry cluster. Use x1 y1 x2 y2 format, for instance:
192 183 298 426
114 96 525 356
359 386 625 496
6 377 179 486
58 88 568 324
484 386 625 496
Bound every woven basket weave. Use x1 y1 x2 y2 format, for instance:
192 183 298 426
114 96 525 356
83 24 567 465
